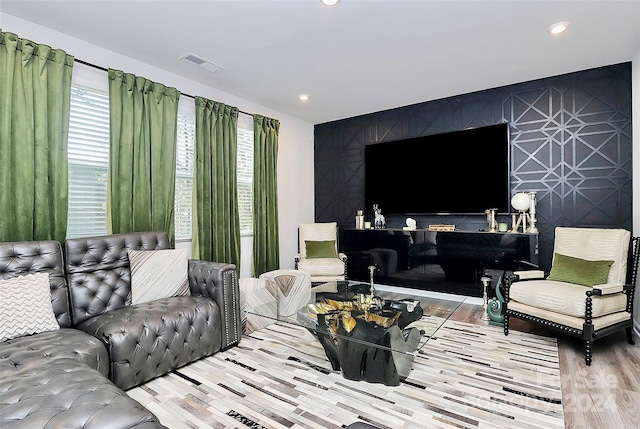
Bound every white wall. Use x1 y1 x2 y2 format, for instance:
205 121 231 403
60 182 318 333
1 13 316 279
632 49 640 336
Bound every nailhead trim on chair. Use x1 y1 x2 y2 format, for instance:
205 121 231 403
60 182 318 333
223 271 240 348
505 309 584 336
627 237 639 314
222 269 240 348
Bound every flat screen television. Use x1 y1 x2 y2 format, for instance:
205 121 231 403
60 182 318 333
364 123 510 215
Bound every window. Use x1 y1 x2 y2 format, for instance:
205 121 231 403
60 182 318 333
67 84 110 238
237 114 254 235
174 108 195 240
67 81 197 240
173 107 254 238
66 65 254 240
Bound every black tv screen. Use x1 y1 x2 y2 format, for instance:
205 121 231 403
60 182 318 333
364 123 510 215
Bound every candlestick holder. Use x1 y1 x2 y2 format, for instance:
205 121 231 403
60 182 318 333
368 265 377 298
526 191 538 233
484 208 498 232
480 276 491 321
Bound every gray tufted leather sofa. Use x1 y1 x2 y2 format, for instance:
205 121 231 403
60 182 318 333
64 231 241 390
1 239 165 428
1 231 242 428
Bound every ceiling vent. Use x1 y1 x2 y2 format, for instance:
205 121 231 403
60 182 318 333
179 53 224 73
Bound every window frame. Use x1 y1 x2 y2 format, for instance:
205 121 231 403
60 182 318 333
66 64 255 240
237 113 254 236
66 65 110 239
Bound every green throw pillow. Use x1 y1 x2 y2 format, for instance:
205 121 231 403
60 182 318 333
305 240 337 258
547 253 614 287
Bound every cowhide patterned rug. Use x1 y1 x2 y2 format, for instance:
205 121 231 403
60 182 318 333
128 319 563 429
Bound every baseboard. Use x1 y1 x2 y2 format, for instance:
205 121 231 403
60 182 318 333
375 283 483 306
634 318 640 339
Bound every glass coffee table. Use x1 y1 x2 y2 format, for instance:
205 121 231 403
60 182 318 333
246 280 464 386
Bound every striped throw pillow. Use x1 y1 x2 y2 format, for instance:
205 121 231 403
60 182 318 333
128 249 190 304
0 273 59 342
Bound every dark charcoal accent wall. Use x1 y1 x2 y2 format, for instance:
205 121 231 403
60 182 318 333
314 63 632 272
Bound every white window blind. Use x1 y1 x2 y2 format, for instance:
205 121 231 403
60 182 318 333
175 111 195 240
67 85 110 238
237 114 254 235
175 111 254 238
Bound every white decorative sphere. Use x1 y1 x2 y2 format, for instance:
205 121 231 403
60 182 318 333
511 192 531 211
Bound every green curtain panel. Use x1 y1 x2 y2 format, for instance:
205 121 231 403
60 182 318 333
107 69 180 242
0 31 73 243
193 97 241 267
252 115 280 277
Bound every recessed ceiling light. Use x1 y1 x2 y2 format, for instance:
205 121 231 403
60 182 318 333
320 0 340 6
548 21 570 34
299 94 309 101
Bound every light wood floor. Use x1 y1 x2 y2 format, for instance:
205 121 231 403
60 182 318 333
450 303 640 429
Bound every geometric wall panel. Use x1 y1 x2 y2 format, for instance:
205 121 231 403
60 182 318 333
314 63 632 271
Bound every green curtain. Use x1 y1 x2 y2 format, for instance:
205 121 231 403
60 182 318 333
0 31 73 243
107 69 180 242
193 97 240 267
252 115 280 276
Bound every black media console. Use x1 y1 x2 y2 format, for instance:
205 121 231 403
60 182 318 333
341 228 538 297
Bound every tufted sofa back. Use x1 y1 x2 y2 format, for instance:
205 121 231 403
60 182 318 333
64 231 171 325
0 240 72 328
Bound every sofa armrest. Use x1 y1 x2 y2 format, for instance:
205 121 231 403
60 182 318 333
591 283 625 295
188 260 241 349
513 269 546 280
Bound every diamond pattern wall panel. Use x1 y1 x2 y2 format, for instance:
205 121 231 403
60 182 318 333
314 63 632 271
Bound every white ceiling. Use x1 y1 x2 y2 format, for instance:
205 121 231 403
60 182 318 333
2 0 639 125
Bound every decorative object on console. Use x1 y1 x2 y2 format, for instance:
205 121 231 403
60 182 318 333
355 210 365 229
510 192 532 233
404 217 417 230
484 208 498 232
373 204 385 229
428 224 455 231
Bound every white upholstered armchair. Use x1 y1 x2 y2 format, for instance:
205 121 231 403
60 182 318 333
295 222 347 283
503 227 638 365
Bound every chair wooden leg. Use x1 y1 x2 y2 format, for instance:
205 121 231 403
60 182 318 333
503 314 510 336
626 327 635 345
584 340 592 366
